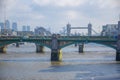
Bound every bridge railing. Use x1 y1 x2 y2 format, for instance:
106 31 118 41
0 36 117 41
58 36 116 40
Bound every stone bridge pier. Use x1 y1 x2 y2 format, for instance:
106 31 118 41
116 35 120 61
0 46 6 53
79 43 84 53
36 44 44 53
51 34 62 61
16 43 19 47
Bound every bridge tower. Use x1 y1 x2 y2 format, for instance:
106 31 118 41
66 23 71 36
88 23 92 36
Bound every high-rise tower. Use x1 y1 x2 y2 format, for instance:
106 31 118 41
12 22 17 31
5 20 10 29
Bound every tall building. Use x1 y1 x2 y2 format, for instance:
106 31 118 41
0 22 4 34
0 22 4 29
12 22 17 31
22 26 26 31
101 24 118 36
5 20 10 29
27 26 30 31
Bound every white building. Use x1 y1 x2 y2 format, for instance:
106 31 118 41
101 24 118 37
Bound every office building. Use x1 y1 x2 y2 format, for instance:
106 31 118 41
22 26 26 31
12 22 17 31
101 24 118 36
0 22 4 29
27 26 30 31
5 20 10 29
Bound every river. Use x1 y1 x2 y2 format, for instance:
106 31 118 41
0 43 120 80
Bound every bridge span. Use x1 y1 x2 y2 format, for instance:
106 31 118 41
0 34 120 61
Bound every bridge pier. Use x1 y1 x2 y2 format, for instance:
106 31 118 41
0 46 6 53
116 35 120 61
116 51 120 61
36 45 44 53
79 43 84 53
75 43 77 47
16 43 19 47
51 49 62 61
51 34 62 61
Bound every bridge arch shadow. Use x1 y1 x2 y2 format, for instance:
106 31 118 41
61 42 116 61
84 42 116 52
60 42 116 52
4 42 51 53
7 43 36 53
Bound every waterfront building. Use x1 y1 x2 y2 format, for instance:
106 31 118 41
101 24 118 36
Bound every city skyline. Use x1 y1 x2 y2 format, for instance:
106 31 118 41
0 0 120 33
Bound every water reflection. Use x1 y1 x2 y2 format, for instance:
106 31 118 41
51 61 63 66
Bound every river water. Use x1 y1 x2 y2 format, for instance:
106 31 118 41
0 43 120 80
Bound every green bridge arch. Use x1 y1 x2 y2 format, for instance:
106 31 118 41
0 41 51 49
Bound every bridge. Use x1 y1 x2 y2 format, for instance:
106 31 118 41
0 34 120 61
66 23 92 36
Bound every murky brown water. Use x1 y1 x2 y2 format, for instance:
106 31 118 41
0 43 120 80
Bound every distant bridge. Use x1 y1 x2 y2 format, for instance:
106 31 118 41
0 34 120 61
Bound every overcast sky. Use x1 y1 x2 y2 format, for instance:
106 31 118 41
0 0 120 34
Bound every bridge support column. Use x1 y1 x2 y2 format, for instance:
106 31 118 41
51 49 62 61
51 34 62 61
75 43 77 47
0 46 6 53
116 51 120 61
116 35 120 61
79 43 84 53
36 45 44 53
16 43 19 47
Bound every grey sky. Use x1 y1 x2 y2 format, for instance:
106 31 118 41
0 0 120 33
